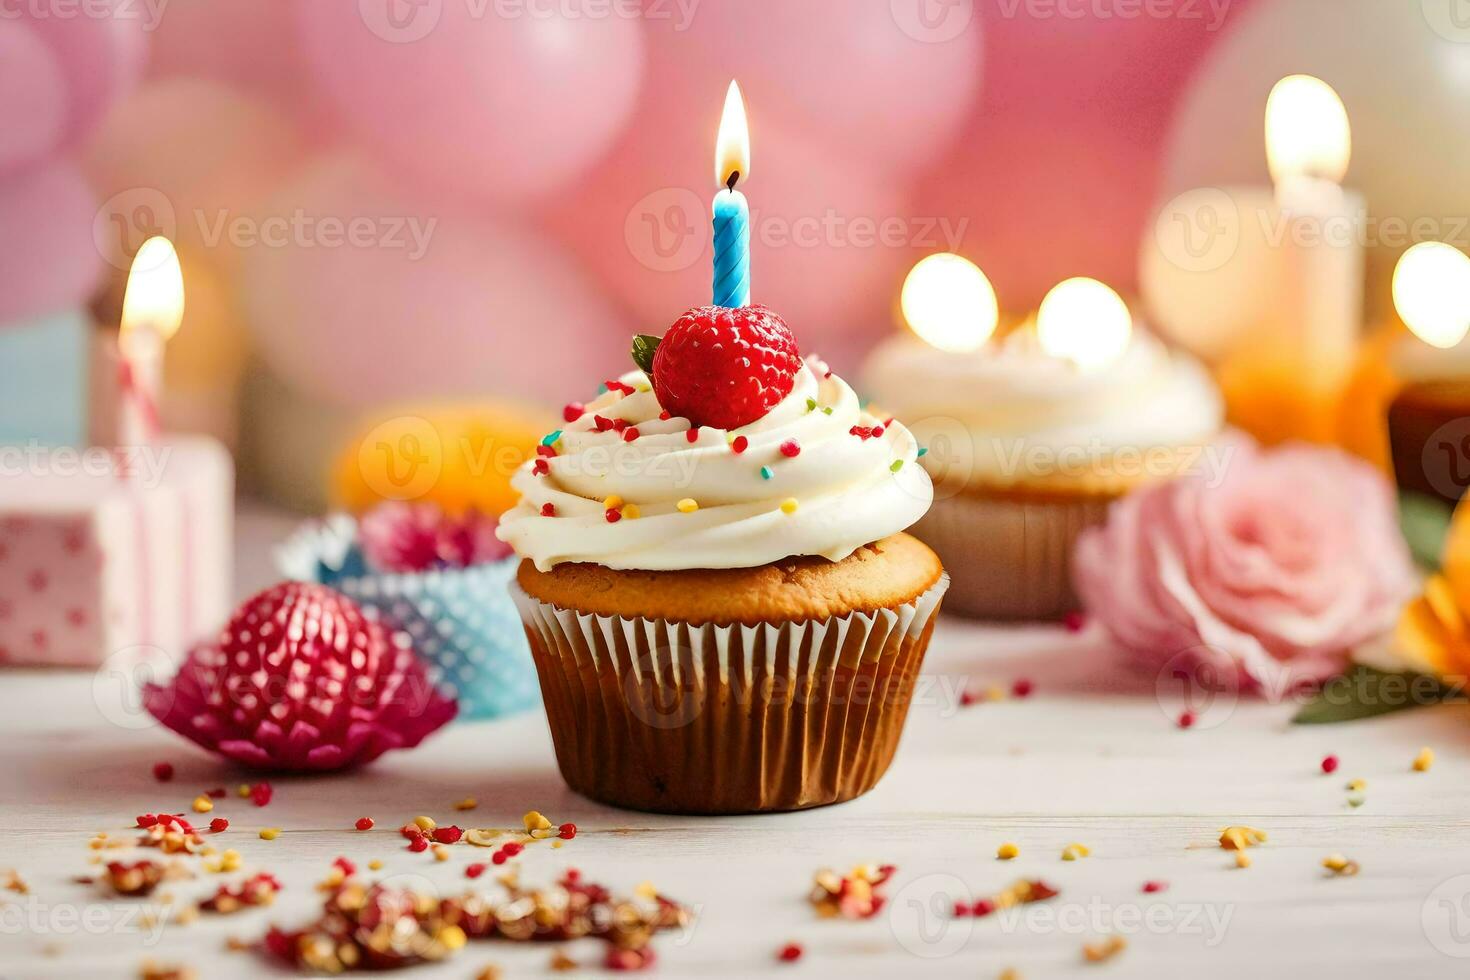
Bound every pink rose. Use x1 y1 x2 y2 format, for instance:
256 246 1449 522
1073 438 1416 694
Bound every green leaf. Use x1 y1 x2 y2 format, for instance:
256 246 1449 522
1399 491 1455 571
1291 665 1455 725
631 334 660 376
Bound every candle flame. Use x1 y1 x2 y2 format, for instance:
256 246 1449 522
1265 75 1351 186
715 80 750 188
900 253 998 354
121 236 185 349
1036 278 1133 370
1394 242 1470 350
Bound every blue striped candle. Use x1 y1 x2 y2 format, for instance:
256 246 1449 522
712 186 750 308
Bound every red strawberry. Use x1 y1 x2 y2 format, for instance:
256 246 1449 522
636 305 802 430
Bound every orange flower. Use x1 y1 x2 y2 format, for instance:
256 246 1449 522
1397 502 1470 679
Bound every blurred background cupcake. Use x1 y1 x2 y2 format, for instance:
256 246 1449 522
864 261 1224 621
279 502 538 721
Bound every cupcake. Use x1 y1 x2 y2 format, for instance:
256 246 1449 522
863 324 1222 621
1386 328 1470 507
278 503 539 721
497 305 948 814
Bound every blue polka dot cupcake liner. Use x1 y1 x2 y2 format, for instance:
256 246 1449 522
277 517 539 721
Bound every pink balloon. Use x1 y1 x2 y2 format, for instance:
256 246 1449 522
146 0 308 111
541 117 916 362
637 0 983 177
913 5 1249 310
294 1 643 206
242 153 630 410
22 0 147 148
0 165 103 324
0 22 66 176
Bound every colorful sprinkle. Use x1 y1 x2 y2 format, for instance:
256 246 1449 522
1321 755 1339 774
917 447 928 457
541 503 556 517
355 817 374 831
677 499 699 513
536 444 557 458
603 495 624 510
780 439 801 457
593 415 613 432
777 943 803 963
605 509 622 524
889 459 903 472
209 818 229 833
780 498 799 515
1063 610 1088 633
541 430 562 446
1141 881 1167 894
686 426 700 443
1414 747 1435 772
259 828 280 841
997 842 1019 860
1177 710 1196 729
731 435 749 454
1011 678 1034 698
563 403 584 423
659 410 672 420
623 504 641 520
623 427 640 442
805 398 817 412
759 466 773 480
192 796 214 814
151 762 174 783
532 459 549 476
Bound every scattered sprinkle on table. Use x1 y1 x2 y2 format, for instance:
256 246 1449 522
259 828 280 841
1321 754 1339 774
997 842 1019 860
1414 746 1435 772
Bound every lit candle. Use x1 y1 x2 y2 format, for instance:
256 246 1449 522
899 252 998 353
1035 277 1133 371
117 236 185 448
1196 74 1366 446
712 80 751 309
1385 242 1470 503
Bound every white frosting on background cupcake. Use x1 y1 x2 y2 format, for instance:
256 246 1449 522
862 328 1223 484
498 359 933 571
1390 333 1470 384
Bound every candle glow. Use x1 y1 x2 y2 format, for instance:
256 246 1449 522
1394 242 1470 350
715 80 750 188
1036 277 1133 370
900 253 998 353
120 236 186 354
1265 75 1351 188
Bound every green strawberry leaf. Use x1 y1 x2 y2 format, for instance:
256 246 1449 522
1291 665 1455 724
631 334 660 376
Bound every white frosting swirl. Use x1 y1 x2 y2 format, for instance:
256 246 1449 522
497 360 933 571
862 328 1222 483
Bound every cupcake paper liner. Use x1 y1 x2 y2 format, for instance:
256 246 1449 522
911 492 1113 621
278 520 539 721
510 573 949 815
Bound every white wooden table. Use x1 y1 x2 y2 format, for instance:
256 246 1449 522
3 503 1470 979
